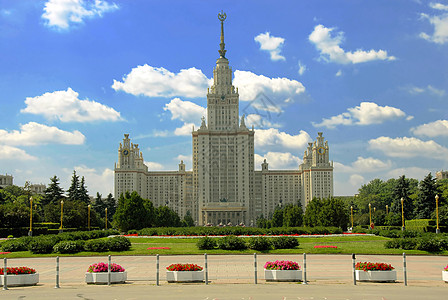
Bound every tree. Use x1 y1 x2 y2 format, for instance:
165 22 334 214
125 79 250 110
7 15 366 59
181 211 195 227
78 176 90 204
391 175 415 219
42 176 65 205
92 192 106 218
114 191 151 231
155 206 181 227
271 207 284 227
283 203 303 227
415 173 439 219
105 193 117 221
67 171 80 201
304 197 349 230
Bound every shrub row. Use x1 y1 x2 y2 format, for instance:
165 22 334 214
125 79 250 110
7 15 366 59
196 236 299 251
135 226 342 237
0 230 126 254
384 235 448 252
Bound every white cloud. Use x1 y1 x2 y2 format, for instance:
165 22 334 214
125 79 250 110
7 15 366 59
254 32 286 61
407 84 446 96
73 165 114 196
112 65 211 98
411 120 448 137
387 167 432 180
0 145 37 161
335 70 342 77
246 114 281 129
234 70 305 103
298 61 307 75
0 122 85 146
21 88 122 122
349 174 365 187
309 24 396 64
369 136 448 160
42 0 118 30
335 157 392 173
420 3 448 44
254 128 311 151
255 152 302 170
313 102 409 129
145 161 164 170
163 98 206 136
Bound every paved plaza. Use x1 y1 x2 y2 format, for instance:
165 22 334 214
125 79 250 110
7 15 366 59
1 254 447 299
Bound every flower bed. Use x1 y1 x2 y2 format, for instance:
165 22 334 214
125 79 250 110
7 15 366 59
355 262 396 282
0 267 39 286
314 245 338 249
166 264 204 283
264 260 301 282
0 252 11 255
147 247 171 250
85 263 126 284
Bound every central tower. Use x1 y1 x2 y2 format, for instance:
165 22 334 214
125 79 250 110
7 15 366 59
192 12 255 226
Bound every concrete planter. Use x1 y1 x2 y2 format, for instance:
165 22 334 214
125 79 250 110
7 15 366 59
1 273 39 287
166 270 204 283
85 272 127 284
355 270 396 282
264 269 302 282
443 271 448 282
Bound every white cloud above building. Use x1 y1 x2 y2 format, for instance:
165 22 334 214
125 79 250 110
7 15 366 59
42 0 119 30
254 32 286 61
309 24 396 64
313 102 409 128
254 151 302 170
21 88 122 122
334 156 392 173
112 65 212 98
0 145 37 161
254 128 311 151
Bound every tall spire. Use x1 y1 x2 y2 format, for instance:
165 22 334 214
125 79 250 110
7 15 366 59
218 11 227 58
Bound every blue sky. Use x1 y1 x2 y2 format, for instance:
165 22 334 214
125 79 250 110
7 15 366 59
1 0 448 197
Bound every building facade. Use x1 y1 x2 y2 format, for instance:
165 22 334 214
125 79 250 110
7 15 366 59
114 14 333 226
0 174 13 188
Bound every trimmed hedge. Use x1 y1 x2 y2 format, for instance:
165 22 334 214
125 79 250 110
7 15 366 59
247 236 271 251
271 236 299 249
84 239 109 252
196 236 217 250
217 235 247 250
107 236 131 251
53 240 85 254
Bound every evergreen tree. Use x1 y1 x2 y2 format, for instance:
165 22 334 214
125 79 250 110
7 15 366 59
67 171 80 201
105 193 117 221
304 197 349 230
92 192 106 218
271 207 284 227
155 206 181 227
391 175 415 219
415 173 439 219
42 176 65 205
283 203 303 227
114 191 151 231
78 176 90 203
181 210 195 227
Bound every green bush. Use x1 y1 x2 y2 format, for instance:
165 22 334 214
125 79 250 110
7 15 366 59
416 237 443 252
0 236 31 252
217 235 247 250
247 236 271 251
196 236 217 250
271 236 299 249
400 238 417 250
29 236 60 254
384 239 401 249
53 240 84 254
107 236 131 251
84 239 109 252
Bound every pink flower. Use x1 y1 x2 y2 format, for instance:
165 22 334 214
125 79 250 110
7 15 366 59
87 263 125 273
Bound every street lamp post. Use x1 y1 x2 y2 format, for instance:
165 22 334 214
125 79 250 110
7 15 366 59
369 203 372 229
401 197 405 231
29 196 33 236
350 206 354 230
386 205 388 215
436 195 440 234
59 200 64 233
88 204 91 231
105 208 108 230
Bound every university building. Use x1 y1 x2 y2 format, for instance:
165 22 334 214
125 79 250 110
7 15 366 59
114 14 333 226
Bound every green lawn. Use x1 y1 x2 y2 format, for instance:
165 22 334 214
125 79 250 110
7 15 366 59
2 235 447 258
